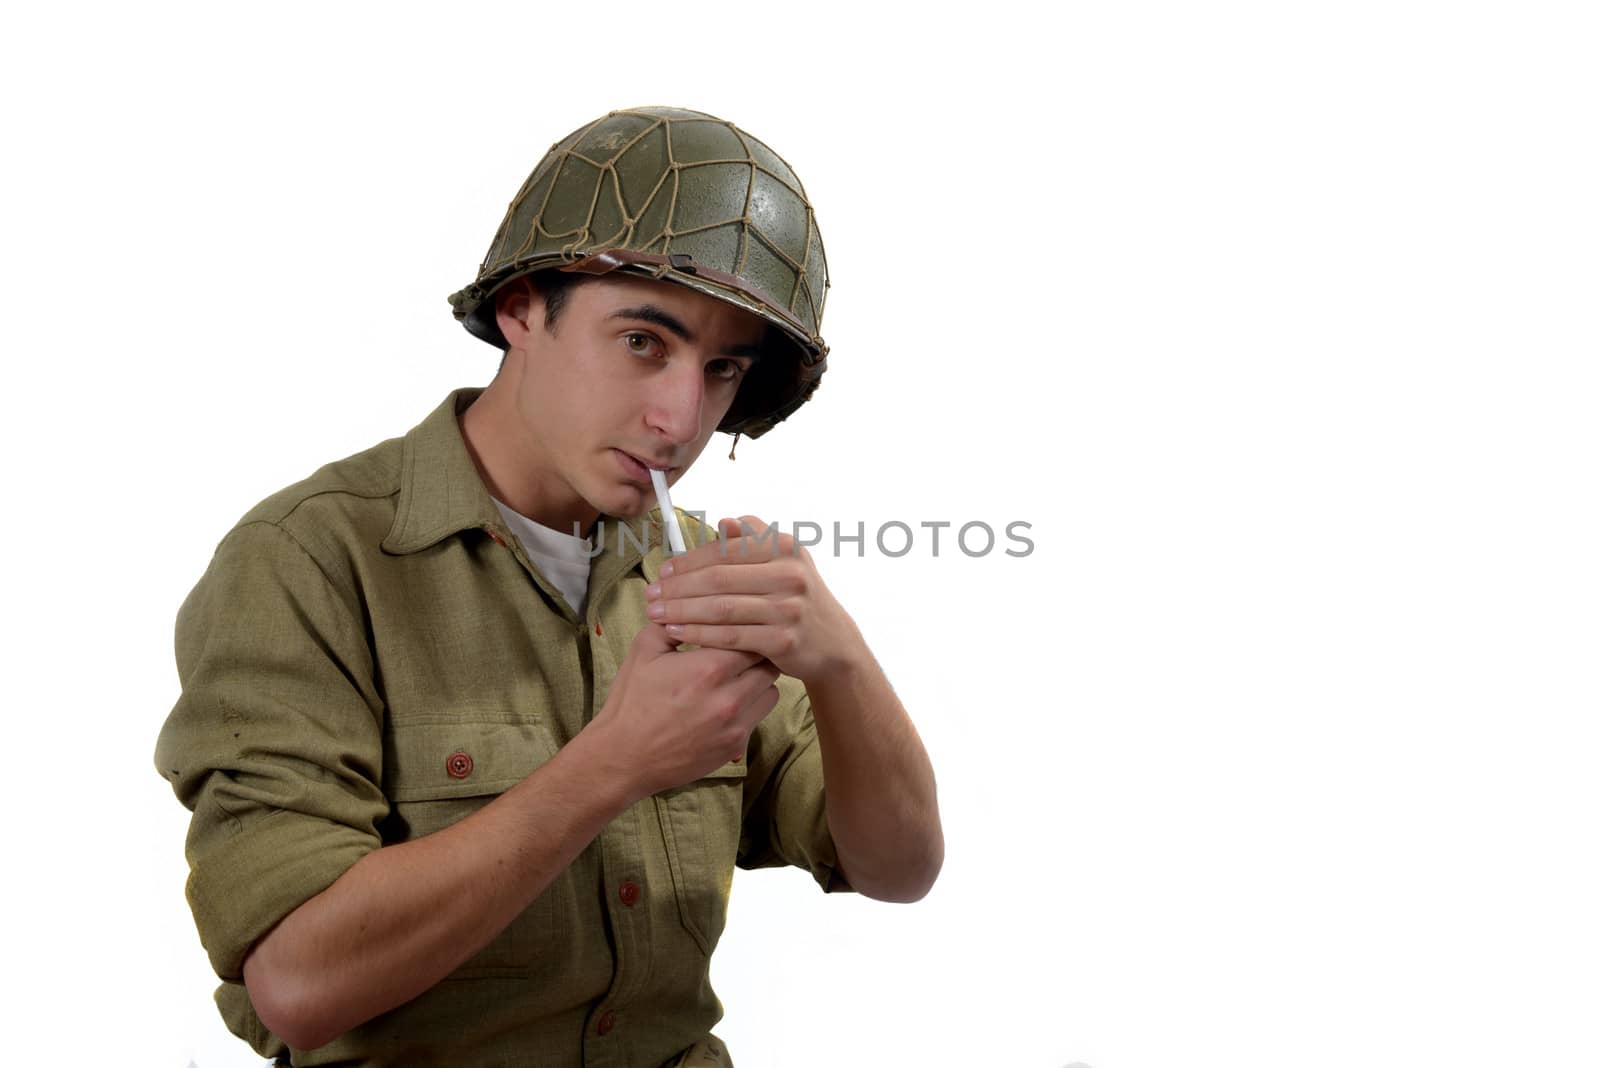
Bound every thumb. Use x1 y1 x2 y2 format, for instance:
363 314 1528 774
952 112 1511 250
629 621 680 659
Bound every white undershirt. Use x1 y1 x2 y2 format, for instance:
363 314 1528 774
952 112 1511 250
490 497 595 618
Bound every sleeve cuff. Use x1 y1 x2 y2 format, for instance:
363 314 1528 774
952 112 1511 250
188 806 378 980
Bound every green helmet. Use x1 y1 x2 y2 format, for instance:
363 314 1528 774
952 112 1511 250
449 106 830 439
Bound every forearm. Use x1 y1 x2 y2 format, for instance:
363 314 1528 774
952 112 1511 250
243 725 635 1049
806 645 943 902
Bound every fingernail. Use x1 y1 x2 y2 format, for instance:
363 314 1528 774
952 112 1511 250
666 624 685 637
645 583 661 600
647 602 666 620
659 561 675 578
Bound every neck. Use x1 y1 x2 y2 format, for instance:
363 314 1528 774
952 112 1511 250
458 371 602 537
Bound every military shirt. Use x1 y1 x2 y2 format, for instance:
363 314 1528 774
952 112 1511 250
155 387 848 1067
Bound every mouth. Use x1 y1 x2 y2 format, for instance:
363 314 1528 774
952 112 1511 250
614 449 676 485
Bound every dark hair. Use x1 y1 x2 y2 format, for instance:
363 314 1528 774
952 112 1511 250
493 270 588 374
492 270 588 340
534 270 584 331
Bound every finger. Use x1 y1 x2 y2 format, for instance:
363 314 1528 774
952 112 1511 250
663 524 792 577
714 533 788 565
663 535 730 573
629 621 681 657
650 562 791 601
679 644 768 676
651 593 786 627
665 623 785 661
737 656 782 686
652 559 812 607
734 679 783 735
731 662 780 710
721 516 801 564
720 515 768 538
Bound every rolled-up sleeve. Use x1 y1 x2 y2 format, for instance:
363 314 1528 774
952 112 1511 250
737 677 853 894
154 519 388 980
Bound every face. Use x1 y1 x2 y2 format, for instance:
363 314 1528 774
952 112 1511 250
491 274 767 532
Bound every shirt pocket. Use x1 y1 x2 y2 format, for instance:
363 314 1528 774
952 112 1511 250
655 760 749 956
382 719 561 979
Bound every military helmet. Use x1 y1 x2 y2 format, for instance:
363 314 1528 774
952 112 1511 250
449 106 830 439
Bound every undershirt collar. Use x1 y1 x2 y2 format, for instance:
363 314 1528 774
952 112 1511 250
489 496 595 618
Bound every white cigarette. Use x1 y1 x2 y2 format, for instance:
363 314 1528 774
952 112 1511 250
650 467 689 556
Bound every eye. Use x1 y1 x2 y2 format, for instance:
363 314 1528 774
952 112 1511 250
624 332 660 357
708 359 748 382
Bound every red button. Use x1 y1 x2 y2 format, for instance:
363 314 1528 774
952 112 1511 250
445 752 473 779
618 881 641 907
596 1010 616 1036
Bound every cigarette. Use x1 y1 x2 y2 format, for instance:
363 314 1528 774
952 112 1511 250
650 468 689 556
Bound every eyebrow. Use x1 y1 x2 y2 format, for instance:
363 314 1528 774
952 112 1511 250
608 304 764 360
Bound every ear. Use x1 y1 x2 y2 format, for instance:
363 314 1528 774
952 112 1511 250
493 276 542 349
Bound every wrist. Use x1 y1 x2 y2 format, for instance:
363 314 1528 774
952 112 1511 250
802 662 861 730
803 625 870 689
568 715 650 809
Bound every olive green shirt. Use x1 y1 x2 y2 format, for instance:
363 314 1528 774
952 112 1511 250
156 387 848 1067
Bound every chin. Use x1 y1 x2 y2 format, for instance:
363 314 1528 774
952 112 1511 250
612 497 657 521
596 483 656 520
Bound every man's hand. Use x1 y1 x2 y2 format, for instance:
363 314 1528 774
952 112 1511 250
647 515 944 902
588 621 781 800
645 516 862 683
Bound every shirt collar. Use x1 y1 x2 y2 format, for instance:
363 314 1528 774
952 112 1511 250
382 387 502 555
381 387 680 588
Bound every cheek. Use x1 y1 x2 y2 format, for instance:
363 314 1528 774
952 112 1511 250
708 377 743 417
527 353 629 421
689 399 735 455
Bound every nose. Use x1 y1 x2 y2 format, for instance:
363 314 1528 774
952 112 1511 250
643 361 707 446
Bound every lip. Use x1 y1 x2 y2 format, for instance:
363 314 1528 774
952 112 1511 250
614 449 675 486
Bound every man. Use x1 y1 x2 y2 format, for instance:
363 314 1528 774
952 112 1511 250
156 106 942 1067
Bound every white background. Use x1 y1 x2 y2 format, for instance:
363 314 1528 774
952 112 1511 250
4 2 1597 1066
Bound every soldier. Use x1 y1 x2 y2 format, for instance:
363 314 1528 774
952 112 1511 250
156 106 942 1067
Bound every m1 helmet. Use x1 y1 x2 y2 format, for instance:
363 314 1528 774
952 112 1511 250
448 106 830 439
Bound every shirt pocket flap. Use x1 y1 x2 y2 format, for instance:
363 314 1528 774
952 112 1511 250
377 720 564 978
385 719 557 803
690 759 749 784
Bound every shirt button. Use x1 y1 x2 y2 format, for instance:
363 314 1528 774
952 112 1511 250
596 1009 616 1036
618 881 641 907
445 752 473 779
